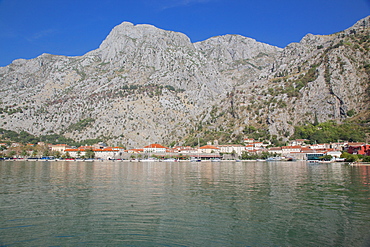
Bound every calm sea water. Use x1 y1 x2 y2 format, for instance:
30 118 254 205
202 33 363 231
0 161 369 246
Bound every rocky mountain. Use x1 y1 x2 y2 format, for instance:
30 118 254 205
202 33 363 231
0 16 369 147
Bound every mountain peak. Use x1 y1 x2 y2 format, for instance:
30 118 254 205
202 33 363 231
194 34 282 63
111 21 161 35
96 21 192 62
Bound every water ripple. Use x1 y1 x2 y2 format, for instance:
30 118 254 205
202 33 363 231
0 161 369 246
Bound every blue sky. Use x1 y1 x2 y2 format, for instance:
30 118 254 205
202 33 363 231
0 0 369 67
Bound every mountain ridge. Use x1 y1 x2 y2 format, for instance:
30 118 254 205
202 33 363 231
0 16 369 147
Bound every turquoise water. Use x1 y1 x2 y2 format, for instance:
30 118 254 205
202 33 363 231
0 161 369 246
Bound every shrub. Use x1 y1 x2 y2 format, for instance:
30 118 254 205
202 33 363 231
66 118 95 132
347 109 355 117
363 156 370 162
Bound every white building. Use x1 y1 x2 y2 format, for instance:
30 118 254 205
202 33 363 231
244 138 255 144
198 145 220 154
177 146 198 153
51 144 71 153
281 146 302 155
326 150 342 158
143 144 167 153
217 145 246 156
94 147 120 160
309 144 327 149
268 147 283 155
289 139 308 146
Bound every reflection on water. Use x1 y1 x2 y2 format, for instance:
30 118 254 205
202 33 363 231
0 161 369 246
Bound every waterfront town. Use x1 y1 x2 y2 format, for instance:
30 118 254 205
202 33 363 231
0 138 369 162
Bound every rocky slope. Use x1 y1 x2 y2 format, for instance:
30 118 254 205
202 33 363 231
0 16 369 147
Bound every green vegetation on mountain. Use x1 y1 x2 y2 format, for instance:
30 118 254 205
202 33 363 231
292 120 368 144
0 128 103 146
183 127 244 147
0 105 23 115
66 118 95 132
243 125 270 141
115 84 185 99
0 117 369 148
272 64 320 98
0 129 39 144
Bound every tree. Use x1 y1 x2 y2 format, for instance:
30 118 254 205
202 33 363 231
52 151 61 158
8 150 16 158
85 149 95 159
319 155 333 161
43 149 50 157
363 156 370 162
241 151 270 160
341 152 358 162
65 152 71 159
20 150 28 157
231 150 237 159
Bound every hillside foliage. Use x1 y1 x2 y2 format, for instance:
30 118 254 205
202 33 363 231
0 128 103 146
292 121 368 144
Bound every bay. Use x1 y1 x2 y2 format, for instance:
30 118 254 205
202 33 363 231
0 161 369 246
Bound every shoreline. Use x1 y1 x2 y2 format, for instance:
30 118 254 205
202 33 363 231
349 162 370 166
0 158 349 164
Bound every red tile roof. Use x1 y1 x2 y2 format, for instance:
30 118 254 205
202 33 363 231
80 146 93 149
200 145 219 149
269 147 282 150
144 144 167 149
64 148 81 152
282 146 302 149
217 144 244 147
128 148 144 153
95 147 119 152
